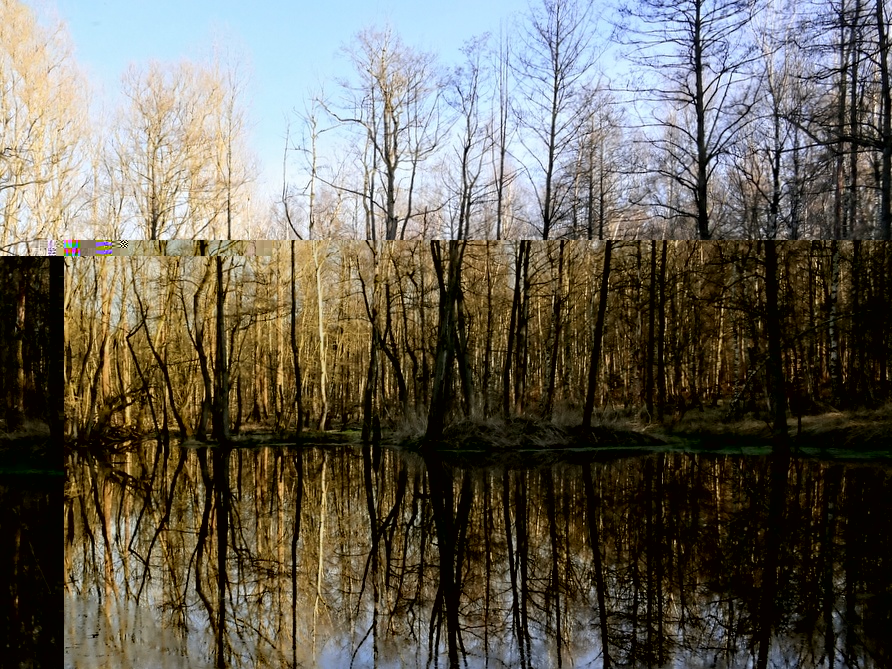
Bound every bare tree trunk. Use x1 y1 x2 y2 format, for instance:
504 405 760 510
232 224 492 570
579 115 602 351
583 241 614 431
453 283 476 418
876 0 892 239
514 243 531 414
8 264 26 431
427 241 467 442
49 259 63 441
764 241 788 443
313 242 329 431
829 241 842 406
543 241 565 418
214 257 231 443
482 244 495 416
646 241 656 419
503 242 526 417
193 263 213 441
290 242 303 435
656 241 668 423
362 330 378 444
133 275 189 440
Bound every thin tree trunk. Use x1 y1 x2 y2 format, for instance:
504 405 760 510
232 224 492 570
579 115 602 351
11 264 26 431
829 241 842 406
646 241 656 419
514 243 531 415
290 242 303 435
313 241 329 431
876 0 891 238
543 241 565 418
503 242 524 417
765 241 788 443
656 241 668 423
482 244 495 416
214 257 231 443
49 259 63 441
583 241 614 431
427 241 468 441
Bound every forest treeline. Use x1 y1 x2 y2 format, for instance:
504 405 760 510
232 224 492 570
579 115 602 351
66 240 890 443
3 0 892 244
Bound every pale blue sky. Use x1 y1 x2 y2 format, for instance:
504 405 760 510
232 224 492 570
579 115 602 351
45 0 532 198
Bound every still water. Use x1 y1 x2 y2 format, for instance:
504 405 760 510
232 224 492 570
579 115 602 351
64 443 891 669
1 474 62 669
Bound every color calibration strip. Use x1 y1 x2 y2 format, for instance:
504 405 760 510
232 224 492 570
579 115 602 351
37 240 274 256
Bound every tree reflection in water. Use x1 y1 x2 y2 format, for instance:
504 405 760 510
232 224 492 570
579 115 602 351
64 443 892 668
1 477 61 669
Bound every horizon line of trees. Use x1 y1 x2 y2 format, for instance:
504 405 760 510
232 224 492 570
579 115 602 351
4 0 892 244
65 240 891 443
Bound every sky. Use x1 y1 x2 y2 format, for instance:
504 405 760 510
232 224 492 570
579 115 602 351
40 0 533 202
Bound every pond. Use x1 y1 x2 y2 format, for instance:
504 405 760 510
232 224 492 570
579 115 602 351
64 442 891 669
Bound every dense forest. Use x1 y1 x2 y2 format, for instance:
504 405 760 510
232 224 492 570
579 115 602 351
65 240 891 445
0 259 62 668
0 257 62 440
3 0 892 243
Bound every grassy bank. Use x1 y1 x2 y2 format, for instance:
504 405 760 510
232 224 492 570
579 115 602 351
654 405 892 454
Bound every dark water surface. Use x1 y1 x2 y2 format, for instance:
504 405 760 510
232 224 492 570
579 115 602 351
1 474 63 669
64 443 891 669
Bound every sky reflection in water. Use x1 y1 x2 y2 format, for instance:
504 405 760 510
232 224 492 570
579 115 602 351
64 444 892 669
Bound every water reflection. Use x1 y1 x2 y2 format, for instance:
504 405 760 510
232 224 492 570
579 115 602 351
1 476 62 669
64 443 892 668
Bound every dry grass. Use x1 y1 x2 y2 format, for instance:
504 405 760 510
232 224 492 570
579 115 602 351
796 403 892 449
0 419 51 441
391 411 428 444
398 414 664 451
658 403 892 451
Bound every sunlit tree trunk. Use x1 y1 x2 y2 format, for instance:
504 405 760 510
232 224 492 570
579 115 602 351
313 242 329 431
582 240 613 430
543 241 565 418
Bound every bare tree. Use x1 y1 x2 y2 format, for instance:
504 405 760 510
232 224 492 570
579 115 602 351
619 0 755 239
445 35 493 240
515 0 599 239
116 61 201 239
203 45 256 239
329 26 446 240
115 57 254 239
0 0 87 249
